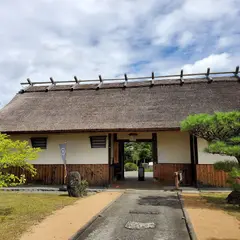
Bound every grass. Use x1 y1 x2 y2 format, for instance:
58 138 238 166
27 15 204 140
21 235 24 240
0 192 77 240
144 168 153 172
200 193 240 220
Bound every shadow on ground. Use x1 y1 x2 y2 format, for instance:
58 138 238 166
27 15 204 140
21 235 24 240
138 195 181 209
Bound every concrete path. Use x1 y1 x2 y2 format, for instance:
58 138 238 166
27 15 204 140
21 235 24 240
124 171 153 179
77 190 190 240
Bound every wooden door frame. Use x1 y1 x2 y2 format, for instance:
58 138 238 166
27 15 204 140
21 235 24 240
190 134 198 185
113 133 157 180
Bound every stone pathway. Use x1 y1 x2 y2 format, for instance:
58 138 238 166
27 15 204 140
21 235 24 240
77 190 190 240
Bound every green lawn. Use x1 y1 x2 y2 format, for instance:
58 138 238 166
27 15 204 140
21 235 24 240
0 192 77 240
201 193 240 220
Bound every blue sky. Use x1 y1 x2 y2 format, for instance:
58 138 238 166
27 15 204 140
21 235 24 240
0 0 240 106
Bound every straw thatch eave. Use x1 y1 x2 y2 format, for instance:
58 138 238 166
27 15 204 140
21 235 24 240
0 77 239 133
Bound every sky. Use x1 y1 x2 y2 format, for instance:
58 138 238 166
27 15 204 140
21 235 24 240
0 0 240 107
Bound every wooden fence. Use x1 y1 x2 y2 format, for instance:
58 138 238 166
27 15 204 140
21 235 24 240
154 163 192 185
7 164 109 186
196 164 229 187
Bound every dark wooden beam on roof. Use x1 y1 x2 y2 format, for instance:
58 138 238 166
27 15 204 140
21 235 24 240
71 76 80 91
45 84 55 92
123 74 128 88
96 75 103 90
150 72 155 87
180 69 184 85
74 76 79 83
96 82 103 90
27 78 33 86
206 68 213 83
50 77 55 84
45 77 56 92
21 78 33 92
234 66 240 81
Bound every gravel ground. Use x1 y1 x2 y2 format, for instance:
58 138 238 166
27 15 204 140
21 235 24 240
77 190 190 240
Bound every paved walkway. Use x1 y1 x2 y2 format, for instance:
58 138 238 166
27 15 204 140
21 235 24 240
77 190 190 240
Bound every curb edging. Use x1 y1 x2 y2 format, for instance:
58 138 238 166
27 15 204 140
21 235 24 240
69 192 124 240
177 192 198 240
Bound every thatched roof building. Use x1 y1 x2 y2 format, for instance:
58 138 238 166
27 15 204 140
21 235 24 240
0 76 239 133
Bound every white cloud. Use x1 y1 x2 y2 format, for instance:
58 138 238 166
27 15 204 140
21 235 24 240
177 31 194 48
182 53 233 73
0 0 240 107
217 35 239 49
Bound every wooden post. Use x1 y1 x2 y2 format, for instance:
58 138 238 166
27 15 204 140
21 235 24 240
123 74 128 88
235 66 240 81
174 172 179 189
151 72 155 87
108 133 112 184
206 67 213 83
152 133 158 164
180 69 184 85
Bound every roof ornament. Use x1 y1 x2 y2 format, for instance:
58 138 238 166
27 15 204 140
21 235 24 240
45 77 56 92
151 72 155 87
96 75 103 90
234 66 240 81
19 78 33 93
70 76 80 91
123 73 128 88
180 69 184 85
27 78 33 86
206 68 213 83
20 67 240 91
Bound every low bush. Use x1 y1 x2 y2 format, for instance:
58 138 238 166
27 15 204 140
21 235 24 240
0 173 26 187
78 180 89 197
125 162 137 171
214 160 239 172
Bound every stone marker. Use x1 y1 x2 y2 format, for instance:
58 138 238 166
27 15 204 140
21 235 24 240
67 171 81 197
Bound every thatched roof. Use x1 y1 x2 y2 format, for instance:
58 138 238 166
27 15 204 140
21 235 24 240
0 77 239 133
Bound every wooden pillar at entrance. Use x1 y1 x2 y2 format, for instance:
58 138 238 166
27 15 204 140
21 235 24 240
152 133 158 164
152 133 158 179
190 134 198 186
119 141 125 180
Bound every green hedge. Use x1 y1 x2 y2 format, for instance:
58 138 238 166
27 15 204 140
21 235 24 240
125 162 138 171
214 160 239 172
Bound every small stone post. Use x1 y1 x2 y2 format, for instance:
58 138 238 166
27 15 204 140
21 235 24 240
67 171 81 197
174 172 179 189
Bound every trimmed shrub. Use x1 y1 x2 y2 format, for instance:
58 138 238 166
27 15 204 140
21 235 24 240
78 180 89 197
125 162 137 171
214 160 239 172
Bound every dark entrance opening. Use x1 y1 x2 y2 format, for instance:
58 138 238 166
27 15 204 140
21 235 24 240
110 133 160 189
123 142 153 181
113 140 155 184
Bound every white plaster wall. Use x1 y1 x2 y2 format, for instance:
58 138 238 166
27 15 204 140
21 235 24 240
117 132 152 140
197 138 236 164
10 133 108 164
157 131 191 163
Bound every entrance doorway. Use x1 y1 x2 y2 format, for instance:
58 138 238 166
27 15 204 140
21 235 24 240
124 142 153 181
110 133 159 189
112 140 155 185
